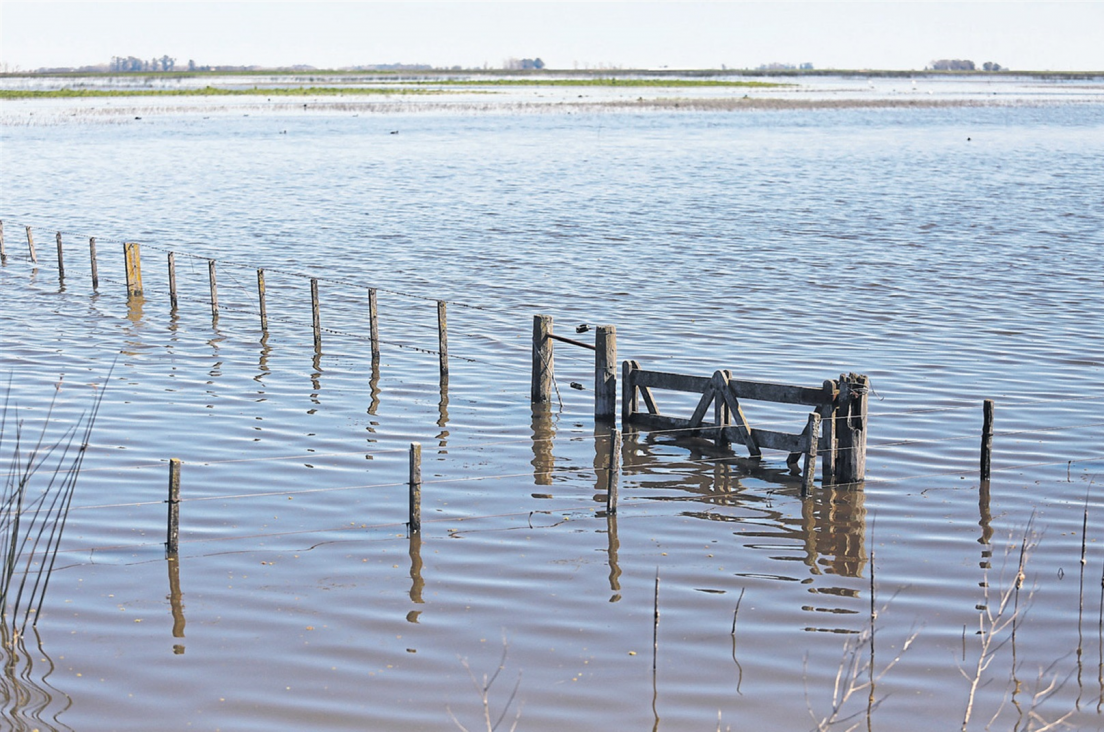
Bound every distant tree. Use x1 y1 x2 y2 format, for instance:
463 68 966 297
188 59 196 72
982 61 1002 72
161 55 175 72
931 59 976 71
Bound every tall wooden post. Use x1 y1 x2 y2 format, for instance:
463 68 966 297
257 269 268 331
26 226 38 264
55 232 65 279
835 373 869 483
408 442 422 533
595 325 617 420
124 242 143 296
167 252 178 310
311 278 322 350
981 399 994 481
167 458 181 556
368 288 380 362
207 259 218 317
88 237 99 289
606 428 621 514
437 301 448 379
0 220 6 264
531 315 553 403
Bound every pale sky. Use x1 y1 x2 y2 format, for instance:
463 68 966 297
2 1 1102 72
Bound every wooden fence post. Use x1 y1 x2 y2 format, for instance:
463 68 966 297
368 288 380 362
531 315 553 403
55 232 65 279
167 252 178 310
26 226 38 264
0 220 6 264
595 325 617 420
408 442 422 533
89 237 99 289
311 278 322 350
835 374 869 483
257 269 268 331
802 412 822 495
437 301 448 379
167 458 181 556
981 399 994 481
124 242 143 296
207 259 218 317
607 428 621 514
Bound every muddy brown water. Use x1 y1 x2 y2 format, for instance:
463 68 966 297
2 76 1103 730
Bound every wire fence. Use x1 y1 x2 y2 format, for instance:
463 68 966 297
5 217 1104 564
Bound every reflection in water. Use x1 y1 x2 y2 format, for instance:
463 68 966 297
606 512 621 602
436 375 449 450
801 484 867 578
167 557 186 655
367 355 381 417
255 332 271 385
310 347 322 406
530 405 556 487
121 295 147 356
408 532 425 623
0 626 73 731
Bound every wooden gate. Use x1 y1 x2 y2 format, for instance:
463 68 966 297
621 361 868 493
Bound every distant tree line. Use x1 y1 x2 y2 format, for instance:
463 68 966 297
929 59 1003 71
503 58 545 70
110 55 176 72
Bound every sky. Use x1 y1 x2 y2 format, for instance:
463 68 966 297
2 1 1102 72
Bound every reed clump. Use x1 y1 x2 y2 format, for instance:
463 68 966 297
1 377 104 638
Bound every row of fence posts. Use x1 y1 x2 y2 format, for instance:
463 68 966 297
4 228 448 378
164 431 622 555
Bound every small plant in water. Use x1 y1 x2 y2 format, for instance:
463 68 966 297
1 376 104 638
448 633 523 732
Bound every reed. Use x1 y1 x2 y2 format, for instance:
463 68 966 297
0 376 105 637
448 634 522 732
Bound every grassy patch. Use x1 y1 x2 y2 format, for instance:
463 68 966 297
0 86 448 100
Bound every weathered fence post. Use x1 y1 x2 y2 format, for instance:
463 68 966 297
606 428 621 514
595 325 617 420
55 232 65 279
437 301 448 379
26 226 38 264
835 374 869 483
532 315 554 403
802 412 822 495
257 269 268 331
89 237 99 289
207 259 218 317
310 278 322 350
981 399 994 481
167 252 178 310
368 288 380 362
124 242 143 296
167 458 181 556
408 442 422 533
622 359 638 424
0 220 6 263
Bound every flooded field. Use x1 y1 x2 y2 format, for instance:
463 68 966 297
2 74 1103 730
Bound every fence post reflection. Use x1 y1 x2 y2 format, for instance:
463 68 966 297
167 556 186 655
531 405 555 486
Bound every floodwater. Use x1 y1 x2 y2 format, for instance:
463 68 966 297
1 75 1103 731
